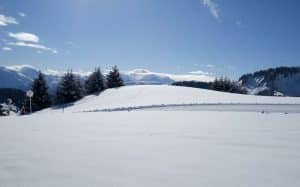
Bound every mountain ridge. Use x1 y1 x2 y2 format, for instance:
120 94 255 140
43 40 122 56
239 66 300 96
0 65 214 92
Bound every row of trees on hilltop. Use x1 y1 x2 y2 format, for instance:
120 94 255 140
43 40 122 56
211 77 247 94
26 66 123 113
172 77 247 94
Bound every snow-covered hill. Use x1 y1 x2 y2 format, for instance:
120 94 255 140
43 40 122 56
44 85 300 113
239 67 300 96
2 86 300 187
0 65 214 92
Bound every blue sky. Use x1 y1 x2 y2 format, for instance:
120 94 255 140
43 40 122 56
0 0 300 79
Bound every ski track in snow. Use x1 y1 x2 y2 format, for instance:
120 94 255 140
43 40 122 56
79 103 300 114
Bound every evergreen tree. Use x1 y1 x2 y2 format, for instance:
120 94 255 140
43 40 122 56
211 78 221 91
56 70 83 104
85 67 105 95
106 66 124 88
31 72 51 111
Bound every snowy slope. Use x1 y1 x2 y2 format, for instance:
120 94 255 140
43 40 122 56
2 84 300 187
1 111 300 187
46 85 300 113
0 65 214 92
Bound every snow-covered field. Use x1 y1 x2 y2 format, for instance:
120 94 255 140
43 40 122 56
1 111 300 187
1 85 300 187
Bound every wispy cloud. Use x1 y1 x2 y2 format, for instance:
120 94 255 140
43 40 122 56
2 47 12 51
18 12 26 17
8 42 57 54
7 32 57 53
0 14 18 26
189 70 211 75
8 32 40 43
201 0 220 19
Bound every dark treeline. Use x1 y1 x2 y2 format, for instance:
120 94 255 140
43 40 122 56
211 77 247 94
24 65 123 113
173 77 247 94
172 81 211 90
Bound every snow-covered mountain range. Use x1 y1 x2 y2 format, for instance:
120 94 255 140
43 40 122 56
0 65 214 92
2 65 300 97
239 67 300 97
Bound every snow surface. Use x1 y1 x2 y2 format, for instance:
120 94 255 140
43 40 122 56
1 111 300 187
2 85 300 186
44 85 300 113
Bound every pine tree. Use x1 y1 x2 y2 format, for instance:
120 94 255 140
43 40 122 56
106 66 124 88
31 71 51 111
56 70 83 104
85 67 105 95
211 78 220 90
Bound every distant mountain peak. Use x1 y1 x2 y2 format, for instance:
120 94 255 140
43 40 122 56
6 64 38 71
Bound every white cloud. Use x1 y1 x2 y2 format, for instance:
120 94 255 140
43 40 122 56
8 32 40 43
18 12 26 17
8 42 57 54
2 16 58 54
189 70 211 75
7 32 57 54
0 14 18 26
2 47 12 51
202 0 220 19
